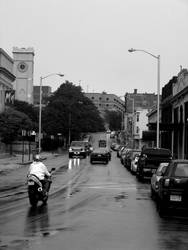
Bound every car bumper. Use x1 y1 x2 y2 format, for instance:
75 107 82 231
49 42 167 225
90 156 108 163
160 191 188 209
69 152 86 157
142 168 156 177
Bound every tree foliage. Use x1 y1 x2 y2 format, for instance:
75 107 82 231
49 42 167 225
0 107 34 144
8 100 38 128
42 81 105 141
104 110 122 131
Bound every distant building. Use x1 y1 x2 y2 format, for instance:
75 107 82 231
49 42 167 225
0 48 15 113
84 92 125 129
84 92 125 115
160 69 188 159
33 85 52 106
124 89 159 148
12 47 34 104
125 88 157 113
133 109 149 149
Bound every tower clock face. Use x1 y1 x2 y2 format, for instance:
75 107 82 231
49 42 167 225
17 62 28 72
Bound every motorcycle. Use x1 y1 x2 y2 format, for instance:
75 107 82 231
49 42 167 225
27 168 56 207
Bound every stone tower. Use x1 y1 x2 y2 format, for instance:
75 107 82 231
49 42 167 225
12 47 34 104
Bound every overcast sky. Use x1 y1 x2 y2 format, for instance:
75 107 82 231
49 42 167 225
1 0 188 96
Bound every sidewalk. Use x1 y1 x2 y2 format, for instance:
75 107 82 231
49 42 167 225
0 152 62 173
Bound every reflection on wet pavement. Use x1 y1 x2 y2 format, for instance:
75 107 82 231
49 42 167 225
24 205 50 237
2 149 188 250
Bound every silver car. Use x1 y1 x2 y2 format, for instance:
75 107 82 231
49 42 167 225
130 154 140 174
150 162 169 199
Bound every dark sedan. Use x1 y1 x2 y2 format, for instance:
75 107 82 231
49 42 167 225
90 148 109 164
156 160 188 214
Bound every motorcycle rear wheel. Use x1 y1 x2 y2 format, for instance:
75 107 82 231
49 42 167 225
29 193 38 207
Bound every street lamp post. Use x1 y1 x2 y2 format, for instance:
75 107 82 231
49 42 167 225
38 73 64 153
128 48 160 148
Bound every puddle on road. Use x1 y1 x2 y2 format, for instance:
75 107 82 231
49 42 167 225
114 192 128 201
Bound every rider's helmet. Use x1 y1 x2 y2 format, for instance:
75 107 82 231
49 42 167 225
33 154 41 162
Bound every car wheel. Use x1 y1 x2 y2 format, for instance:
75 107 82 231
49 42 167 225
150 187 156 200
90 160 93 164
69 154 72 158
157 199 167 217
136 173 143 182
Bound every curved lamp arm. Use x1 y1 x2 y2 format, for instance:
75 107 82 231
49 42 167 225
41 73 64 80
128 48 159 59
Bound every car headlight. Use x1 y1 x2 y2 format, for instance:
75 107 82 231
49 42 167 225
69 148 73 152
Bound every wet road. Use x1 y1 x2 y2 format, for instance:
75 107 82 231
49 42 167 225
1 140 188 249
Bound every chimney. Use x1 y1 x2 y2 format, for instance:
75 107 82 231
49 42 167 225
134 89 137 94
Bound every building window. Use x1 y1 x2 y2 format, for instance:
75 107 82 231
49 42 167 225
91 97 94 99
136 126 139 134
136 113 139 122
106 104 109 107
99 97 102 100
106 98 109 101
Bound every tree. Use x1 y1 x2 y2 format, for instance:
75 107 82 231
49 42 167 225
42 81 105 144
0 107 34 153
8 100 38 129
104 110 122 131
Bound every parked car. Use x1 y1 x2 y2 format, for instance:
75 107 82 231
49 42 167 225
122 148 132 169
113 144 121 151
68 141 88 158
136 147 172 181
156 160 188 214
130 154 140 174
120 147 129 165
150 162 169 199
110 142 117 151
117 145 125 158
90 148 109 164
124 149 141 171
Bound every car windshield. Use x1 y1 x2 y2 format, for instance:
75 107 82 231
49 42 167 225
156 163 168 174
71 141 85 147
174 164 188 177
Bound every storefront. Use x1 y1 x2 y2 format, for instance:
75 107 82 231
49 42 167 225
0 48 15 113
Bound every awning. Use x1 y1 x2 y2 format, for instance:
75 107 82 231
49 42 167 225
148 122 183 131
142 130 156 140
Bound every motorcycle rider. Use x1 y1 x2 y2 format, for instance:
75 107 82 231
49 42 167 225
28 154 51 194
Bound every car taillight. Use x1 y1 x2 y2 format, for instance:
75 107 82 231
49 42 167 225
164 178 170 187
